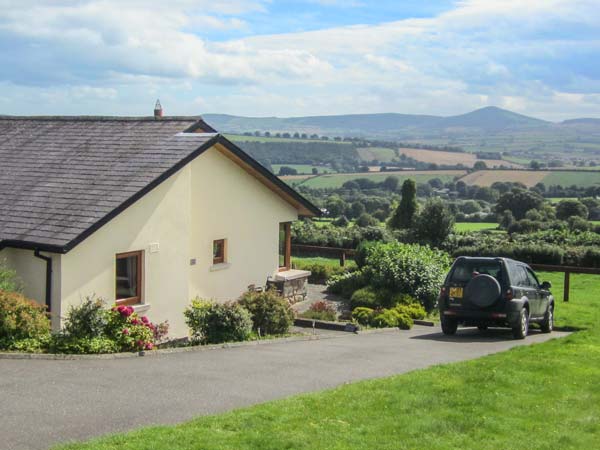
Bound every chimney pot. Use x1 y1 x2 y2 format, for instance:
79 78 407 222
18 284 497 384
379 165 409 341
154 99 163 119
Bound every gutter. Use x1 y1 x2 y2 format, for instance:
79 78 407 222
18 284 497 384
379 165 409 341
33 249 52 312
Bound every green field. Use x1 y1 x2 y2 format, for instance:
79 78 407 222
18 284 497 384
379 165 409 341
542 171 600 187
546 197 579 203
454 222 498 232
226 134 351 145
272 164 334 175
301 171 463 189
357 147 397 163
57 270 600 450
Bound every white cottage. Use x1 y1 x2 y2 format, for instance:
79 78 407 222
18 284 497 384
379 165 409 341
0 111 318 336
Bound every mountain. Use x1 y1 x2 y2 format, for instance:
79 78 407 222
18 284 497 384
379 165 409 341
204 107 552 138
204 107 600 155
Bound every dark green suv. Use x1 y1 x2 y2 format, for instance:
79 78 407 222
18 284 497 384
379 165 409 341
438 257 554 339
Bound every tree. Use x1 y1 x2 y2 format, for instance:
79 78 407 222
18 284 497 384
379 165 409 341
389 179 418 229
556 199 589 220
412 198 455 248
324 196 346 217
530 160 541 170
349 201 366 219
382 176 399 191
428 178 444 189
311 167 318 175
494 188 544 220
278 166 298 176
355 213 378 227
333 215 350 227
499 209 515 229
473 161 487 170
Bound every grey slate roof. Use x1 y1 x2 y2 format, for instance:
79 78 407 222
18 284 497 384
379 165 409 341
0 116 218 251
0 116 319 253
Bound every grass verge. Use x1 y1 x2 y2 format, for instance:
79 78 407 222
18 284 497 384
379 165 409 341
55 273 600 450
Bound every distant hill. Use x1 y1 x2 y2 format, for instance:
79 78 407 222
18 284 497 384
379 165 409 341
205 107 552 137
204 107 600 155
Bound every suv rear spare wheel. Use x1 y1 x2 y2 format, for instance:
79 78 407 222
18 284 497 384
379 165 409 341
464 274 501 308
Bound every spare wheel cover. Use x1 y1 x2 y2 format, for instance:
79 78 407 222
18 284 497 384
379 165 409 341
464 274 501 307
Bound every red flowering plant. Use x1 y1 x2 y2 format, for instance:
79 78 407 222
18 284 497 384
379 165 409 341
106 305 166 351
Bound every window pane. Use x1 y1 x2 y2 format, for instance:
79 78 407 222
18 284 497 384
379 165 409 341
279 223 287 267
213 239 225 263
116 255 138 299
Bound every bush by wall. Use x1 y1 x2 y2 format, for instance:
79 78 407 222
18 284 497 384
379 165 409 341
363 242 451 310
238 289 294 335
326 270 367 298
0 290 50 347
184 299 252 344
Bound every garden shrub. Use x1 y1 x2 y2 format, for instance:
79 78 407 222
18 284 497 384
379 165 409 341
0 290 50 346
395 312 413 330
350 287 379 309
583 248 600 268
63 296 108 339
48 335 119 354
370 309 399 328
326 270 367 298
363 242 451 310
394 303 426 320
355 240 377 269
0 259 23 293
299 301 337 321
184 299 252 344
238 289 294 335
351 307 374 326
55 302 164 354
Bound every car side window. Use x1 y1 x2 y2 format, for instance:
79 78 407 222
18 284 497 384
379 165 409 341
525 268 540 289
514 266 529 287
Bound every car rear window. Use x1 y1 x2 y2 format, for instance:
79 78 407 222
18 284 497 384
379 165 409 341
450 260 503 284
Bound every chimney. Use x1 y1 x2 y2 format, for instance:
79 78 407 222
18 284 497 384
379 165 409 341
154 99 163 119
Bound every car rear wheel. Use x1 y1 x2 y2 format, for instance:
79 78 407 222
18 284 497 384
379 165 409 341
441 316 458 335
540 305 553 333
512 308 529 340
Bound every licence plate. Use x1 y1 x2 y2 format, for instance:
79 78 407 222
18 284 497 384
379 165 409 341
449 287 463 298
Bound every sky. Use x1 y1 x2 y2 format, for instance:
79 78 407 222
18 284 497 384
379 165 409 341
0 0 599 121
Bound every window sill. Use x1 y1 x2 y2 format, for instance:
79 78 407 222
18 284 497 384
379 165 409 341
210 263 231 272
132 304 151 313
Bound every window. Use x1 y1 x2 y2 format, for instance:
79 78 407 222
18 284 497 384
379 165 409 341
213 239 226 265
525 268 540 288
279 222 291 271
116 250 143 305
450 260 502 283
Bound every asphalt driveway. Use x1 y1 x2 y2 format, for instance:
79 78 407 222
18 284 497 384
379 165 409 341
0 326 567 450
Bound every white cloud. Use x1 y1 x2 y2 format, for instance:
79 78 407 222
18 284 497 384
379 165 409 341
0 0 598 119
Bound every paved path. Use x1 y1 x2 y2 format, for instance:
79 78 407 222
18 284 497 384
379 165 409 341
0 326 567 450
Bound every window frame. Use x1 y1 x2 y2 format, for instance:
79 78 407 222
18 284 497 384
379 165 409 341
278 222 291 271
115 250 144 306
213 239 227 265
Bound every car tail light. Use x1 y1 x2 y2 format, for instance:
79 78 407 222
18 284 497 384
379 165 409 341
440 286 446 297
504 289 513 301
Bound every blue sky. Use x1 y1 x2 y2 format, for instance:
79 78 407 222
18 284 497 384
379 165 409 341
0 0 599 120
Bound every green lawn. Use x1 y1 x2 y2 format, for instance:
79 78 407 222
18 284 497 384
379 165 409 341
303 172 462 189
454 222 498 232
272 164 334 175
542 171 600 188
357 147 397 163
56 272 600 450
